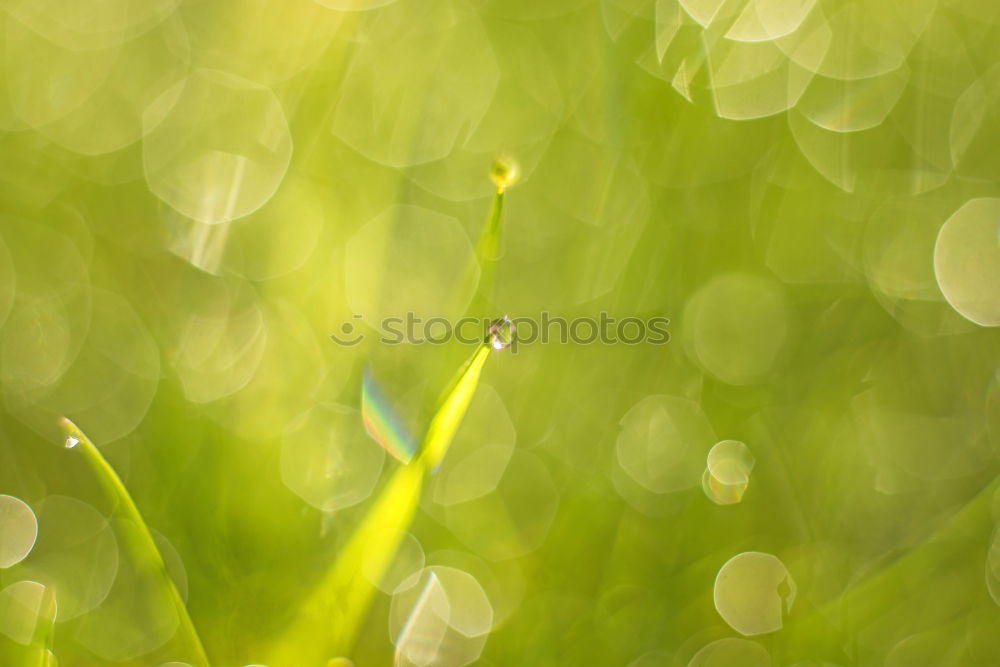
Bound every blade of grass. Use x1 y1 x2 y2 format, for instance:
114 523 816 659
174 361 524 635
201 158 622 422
58 417 210 667
418 342 492 471
464 157 516 317
272 163 516 663
477 185 504 263
270 321 510 664
270 461 424 665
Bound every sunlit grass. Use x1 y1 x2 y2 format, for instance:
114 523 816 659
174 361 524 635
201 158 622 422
268 169 514 664
269 321 512 663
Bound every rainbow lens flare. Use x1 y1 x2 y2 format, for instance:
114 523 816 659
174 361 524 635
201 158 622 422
361 367 418 464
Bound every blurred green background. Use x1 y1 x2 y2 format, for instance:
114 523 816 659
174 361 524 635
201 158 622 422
1 0 1000 665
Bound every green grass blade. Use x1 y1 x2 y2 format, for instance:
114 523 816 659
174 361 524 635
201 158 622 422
465 158 515 317
271 164 516 663
269 461 424 664
58 417 211 667
418 342 492 470
477 186 505 264
270 327 506 663
467 190 504 316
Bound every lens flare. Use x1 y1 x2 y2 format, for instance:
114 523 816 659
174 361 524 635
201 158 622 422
362 367 418 464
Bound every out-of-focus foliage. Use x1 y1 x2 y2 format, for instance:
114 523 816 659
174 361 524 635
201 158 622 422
1 0 999 665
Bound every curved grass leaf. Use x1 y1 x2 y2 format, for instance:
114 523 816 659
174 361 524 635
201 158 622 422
58 417 210 667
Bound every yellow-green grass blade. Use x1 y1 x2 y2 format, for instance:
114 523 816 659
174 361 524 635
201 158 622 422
467 190 504 317
476 186 505 265
271 329 505 662
465 158 515 317
268 460 424 665
418 342 492 471
58 418 210 667
421 316 510 472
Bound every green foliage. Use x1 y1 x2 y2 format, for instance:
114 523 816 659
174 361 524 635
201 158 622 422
1 1 999 666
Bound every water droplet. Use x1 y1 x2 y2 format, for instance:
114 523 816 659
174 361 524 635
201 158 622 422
488 316 513 351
